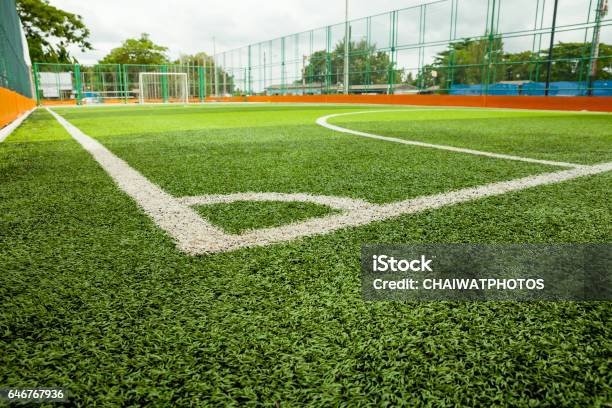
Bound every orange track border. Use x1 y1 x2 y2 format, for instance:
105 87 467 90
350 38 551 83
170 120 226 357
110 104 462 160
38 94 612 112
206 94 612 112
0 87 36 128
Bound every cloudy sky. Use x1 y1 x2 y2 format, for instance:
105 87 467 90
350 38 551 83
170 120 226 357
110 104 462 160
47 0 426 64
47 0 600 65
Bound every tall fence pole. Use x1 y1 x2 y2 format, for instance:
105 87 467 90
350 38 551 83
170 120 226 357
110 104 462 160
161 65 168 102
344 0 350 94
199 65 205 102
74 64 82 105
389 10 397 94
544 0 560 96
587 0 608 95
122 65 128 103
213 37 218 96
33 63 40 105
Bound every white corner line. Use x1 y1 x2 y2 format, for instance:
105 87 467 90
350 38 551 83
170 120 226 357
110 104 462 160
316 110 584 169
46 107 612 255
224 162 612 252
0 108 36 143
46 107 236 254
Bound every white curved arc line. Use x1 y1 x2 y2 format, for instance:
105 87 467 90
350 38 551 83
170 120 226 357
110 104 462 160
316 110 583 169
214 162 612 252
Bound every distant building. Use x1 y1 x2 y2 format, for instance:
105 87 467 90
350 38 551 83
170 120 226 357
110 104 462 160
264 82 418 95
38 72 74 99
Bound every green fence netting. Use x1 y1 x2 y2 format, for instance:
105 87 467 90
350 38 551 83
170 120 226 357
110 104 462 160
214 0 610 96
33 0 611 102
0 0 33 98
33 63 207 104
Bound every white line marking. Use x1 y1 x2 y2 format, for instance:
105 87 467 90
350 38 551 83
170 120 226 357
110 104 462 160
46 108 234 254
178 192 374 211
48 107 612 254
0 108 36 142
216 162 612 252
316 110 584 168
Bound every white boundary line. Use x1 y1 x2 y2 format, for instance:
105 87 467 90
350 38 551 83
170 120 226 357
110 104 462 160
47 107 612 254
232 162 612 251
0 108 36 143
46 108 236 254
316 110 583 168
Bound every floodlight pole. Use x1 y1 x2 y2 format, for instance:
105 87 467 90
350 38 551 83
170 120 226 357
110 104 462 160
544 0 559 96
213 36 219 96
263 51 267 94
587 0 608 96
343 0 349 94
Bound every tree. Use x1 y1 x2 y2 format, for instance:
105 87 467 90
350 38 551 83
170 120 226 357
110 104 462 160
418 39 611 92
417 36 504 90
173 52 237 94
99 33 169 65
173 52 212 66
16 0 92 63
538 42 612 81
301 40 403 88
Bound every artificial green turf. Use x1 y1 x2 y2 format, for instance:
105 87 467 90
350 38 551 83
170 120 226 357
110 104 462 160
53 105 555 204
330 109 612 165
195 200 339 234
1 107 610 406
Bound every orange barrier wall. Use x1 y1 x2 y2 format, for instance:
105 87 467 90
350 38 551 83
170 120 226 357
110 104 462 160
206 94 612 112
0 87 36 128
40 99 77 106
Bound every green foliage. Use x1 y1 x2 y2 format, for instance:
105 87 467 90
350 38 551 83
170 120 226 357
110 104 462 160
16 0 92 63
416 36 504 88
173 52 212 66
539 42 612 81
173 52 236 94
99 33 169 65
302 40 403 87
420 39 612 90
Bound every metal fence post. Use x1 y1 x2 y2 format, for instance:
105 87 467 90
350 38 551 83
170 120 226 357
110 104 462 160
33 63 41 105
161 65 168 102
389 10 397 94
545 0 560 96
199 65 205 102
122 65 128 103
587 0 608 96
74 64 82 105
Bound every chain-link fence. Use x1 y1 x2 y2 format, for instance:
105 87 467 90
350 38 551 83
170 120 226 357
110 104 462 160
214 0 610 96
32 0 611 104
33 63 207 105
0 0 33 98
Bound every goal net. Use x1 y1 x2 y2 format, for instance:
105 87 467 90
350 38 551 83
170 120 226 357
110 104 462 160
138 72 188 103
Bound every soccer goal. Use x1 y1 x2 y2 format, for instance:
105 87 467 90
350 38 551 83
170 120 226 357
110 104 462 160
138 72 188 104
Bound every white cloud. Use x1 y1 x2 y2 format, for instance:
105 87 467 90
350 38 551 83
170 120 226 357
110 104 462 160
47 0 425 63
46 0 602 65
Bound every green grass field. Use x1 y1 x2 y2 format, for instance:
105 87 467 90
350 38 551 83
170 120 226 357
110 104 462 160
1 104 611 406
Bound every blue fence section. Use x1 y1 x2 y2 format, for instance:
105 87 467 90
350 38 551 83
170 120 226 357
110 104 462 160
450 81 612 96
592 80 612 96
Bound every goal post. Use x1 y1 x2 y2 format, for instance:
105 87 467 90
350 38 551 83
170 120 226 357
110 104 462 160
138 72 188 104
